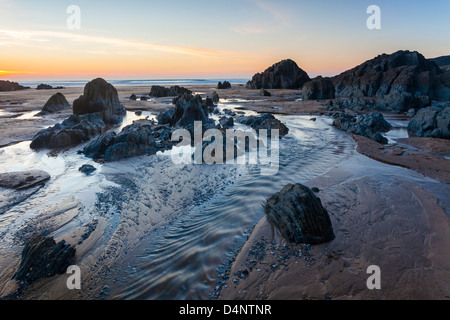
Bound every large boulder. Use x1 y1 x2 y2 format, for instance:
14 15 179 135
37 92 70 116
149 85 192 98
0 80 29 92
302 76 335 100
171 94 211 129
331 50 450 112
264 184 335 245
235 113 289 136
73 78 126 125
13 235 75 285
332 112 392 144
246 59 310 90
408 105 450 139
217 81 231 89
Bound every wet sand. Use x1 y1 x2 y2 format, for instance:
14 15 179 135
0 84 449 300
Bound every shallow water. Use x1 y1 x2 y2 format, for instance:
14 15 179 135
0 106 356 300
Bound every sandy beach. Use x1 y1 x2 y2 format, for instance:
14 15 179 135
0 83 449 301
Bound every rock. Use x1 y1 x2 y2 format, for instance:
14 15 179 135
246 59 310 89
13 235 75 285
78 164 96 175
311 187 320 193
332 112 392 144
264 184 335 244
130 94 137 100
408 105 450 139
135 110 143 116
259 89 271 97
156 109 175 125
211 91 220 103
235 113 289 136
36 92 70 116
302 76 335 100
82 122 175 162
331 50 450 112
0 80 30 92
223 109 236 117
0 170 50 190
217 81 231 89
36 84 64 90
149 85 192 98
73 78 126 125
31 79 126 149
140 96 148 101
406 108 416 117
218 116 234 129
171 94 211 128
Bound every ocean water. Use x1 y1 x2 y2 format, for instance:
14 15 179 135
18 79 248 88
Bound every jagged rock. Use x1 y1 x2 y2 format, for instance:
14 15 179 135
0 170 50 190
332 112 392 144
246 59 310 89
217 81 231 89
235 113 289 136
408 105 450 139
130 94 137 100
218 116 234 129
13 235 75 285
259 89 271 97
149 85 192 97
73 78 126 125
36 84 64 90
36 92 70 116
157 109 175 125
302 76 335 100
264 184 335 244
211 91 220 103
331 50 450 112
78 164 96 175
0 80 29 92
31 79 125 149
172 94 211 128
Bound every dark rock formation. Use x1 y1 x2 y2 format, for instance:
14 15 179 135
73 78 126 125
264 184 335 245
78 164 96 175
211 91 220 103
30 113 107 149
13 235 75 285
36 92 70 116
171 94 213 129
31 78 126 149
259 89 271 97
218 116 234 129
217 81 231 89
36 84 64 90
149 85 192 98
429 55 450 71
235 113 289 136
331 50 450 112
246 59 310 89
0 170 50 190
408 105 450 139
156 109 175 125
82 122 175 162
332 112 392 144
302 76 335 100
130 94 137 100
0 80 29 92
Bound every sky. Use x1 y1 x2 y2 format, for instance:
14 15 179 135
0 0 449 80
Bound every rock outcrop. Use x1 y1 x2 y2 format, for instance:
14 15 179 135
149 85 192 98
217 81 231 89
331 50 450 112
211 91 220 103
264 184 335 245
73 78 126 125
13 235 75 285
332 112 392 144
36 84 64 90
78 164 96 175
0 80 29 92
31 78 126 149
246 59 310 90
302 76 335 100
259 89 271 97
235 113 289 136
408 104 450 139
36 92 70 116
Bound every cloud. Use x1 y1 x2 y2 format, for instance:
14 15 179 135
0 29 250 59
247 0 293 27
